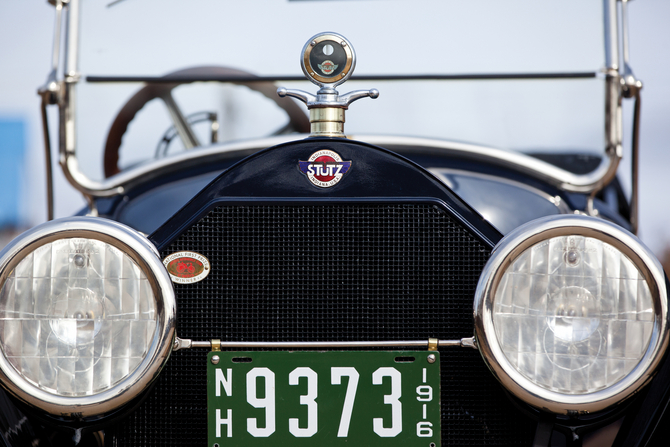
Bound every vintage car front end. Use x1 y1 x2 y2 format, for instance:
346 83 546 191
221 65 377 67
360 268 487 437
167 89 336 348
0 0 666 446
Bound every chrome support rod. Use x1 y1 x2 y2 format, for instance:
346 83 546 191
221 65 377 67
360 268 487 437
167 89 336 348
37 0 65 221
173 337 477 351
50 1 63 81
63 0 79 81
629 90 641 235
604 0 620 72
39 97 55 221
621 0 632 70
587 0 624 217
619 0 643 235
57 0 124 198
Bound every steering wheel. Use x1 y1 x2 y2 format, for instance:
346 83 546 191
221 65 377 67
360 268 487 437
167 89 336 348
103 66 310 178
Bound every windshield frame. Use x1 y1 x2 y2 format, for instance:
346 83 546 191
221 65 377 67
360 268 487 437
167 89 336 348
44 0 625 211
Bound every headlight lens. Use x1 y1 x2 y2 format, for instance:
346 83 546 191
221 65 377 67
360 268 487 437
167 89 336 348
493 235 653 394
0 218 175 417
0 238 157 397
475 215 668 414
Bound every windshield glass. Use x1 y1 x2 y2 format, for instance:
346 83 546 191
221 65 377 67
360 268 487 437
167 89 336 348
75 0 606 180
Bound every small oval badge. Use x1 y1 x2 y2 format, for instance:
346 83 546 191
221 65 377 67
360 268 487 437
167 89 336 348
163 251 210 284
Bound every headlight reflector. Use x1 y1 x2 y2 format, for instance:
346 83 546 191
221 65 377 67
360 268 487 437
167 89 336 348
475 215 668 414
0 218 175 417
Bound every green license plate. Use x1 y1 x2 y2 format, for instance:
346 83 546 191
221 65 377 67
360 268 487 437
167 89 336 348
207 351 440 447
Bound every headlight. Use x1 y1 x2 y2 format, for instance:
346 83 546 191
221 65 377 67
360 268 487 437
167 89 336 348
0 217 175 417
474 215 668 414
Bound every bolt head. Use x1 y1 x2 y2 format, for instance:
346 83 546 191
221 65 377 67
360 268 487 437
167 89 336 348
565 250 580 266
73 254 86 268
427 354 436 364
212 355 220 365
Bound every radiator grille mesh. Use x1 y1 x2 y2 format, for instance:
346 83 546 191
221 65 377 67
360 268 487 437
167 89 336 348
110 204 535 446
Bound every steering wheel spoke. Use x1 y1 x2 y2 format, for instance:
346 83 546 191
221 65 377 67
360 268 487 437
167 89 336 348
159 91 201 150
103 66 309 178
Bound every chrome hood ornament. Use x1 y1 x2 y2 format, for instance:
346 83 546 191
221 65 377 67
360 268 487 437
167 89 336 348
277 32 379 138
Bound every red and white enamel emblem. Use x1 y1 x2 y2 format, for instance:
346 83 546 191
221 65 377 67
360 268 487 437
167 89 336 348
298 150 352 188
317 60 338 75
163 251 211 284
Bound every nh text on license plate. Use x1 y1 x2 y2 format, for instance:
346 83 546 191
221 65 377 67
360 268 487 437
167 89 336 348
207 351 441 447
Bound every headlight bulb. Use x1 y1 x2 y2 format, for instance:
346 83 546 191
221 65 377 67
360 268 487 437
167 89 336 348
49 287 104 346
547 286 600 343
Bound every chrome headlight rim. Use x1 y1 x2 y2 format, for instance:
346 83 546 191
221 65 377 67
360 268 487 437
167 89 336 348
0 217 175 417
474 215 668 414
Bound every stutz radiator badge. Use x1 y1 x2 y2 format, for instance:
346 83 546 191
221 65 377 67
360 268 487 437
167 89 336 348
299 150 352 188
163 251 210 284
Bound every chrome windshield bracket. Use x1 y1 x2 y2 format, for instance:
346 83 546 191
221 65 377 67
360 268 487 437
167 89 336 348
64 72 82 84
588 0 643 231
39 0 126 202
